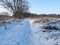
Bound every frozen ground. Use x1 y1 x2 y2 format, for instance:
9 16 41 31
0 18 60 45
29 18 60 45
0 19 34 45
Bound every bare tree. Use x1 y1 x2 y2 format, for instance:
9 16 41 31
0 0 29 18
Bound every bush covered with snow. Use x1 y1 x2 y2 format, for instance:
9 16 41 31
42 21 60 30
42 25 59 30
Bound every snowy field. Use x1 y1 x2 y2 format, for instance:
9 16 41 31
0 18 60 45
29 18 60 45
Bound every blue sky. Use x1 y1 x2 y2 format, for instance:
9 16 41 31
0 0 60 14
29 0 60 14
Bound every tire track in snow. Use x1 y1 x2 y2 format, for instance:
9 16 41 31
28 19 40 45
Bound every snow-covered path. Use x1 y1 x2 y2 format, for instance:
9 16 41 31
0 19 34 45
29 19 41 45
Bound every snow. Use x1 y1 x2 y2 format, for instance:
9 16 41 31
0 18 60 45
0 19 34 45
29 18 60 45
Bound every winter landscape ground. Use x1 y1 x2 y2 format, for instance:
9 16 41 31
0 18 60 45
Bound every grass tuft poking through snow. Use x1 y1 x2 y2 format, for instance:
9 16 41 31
29 18 60 45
